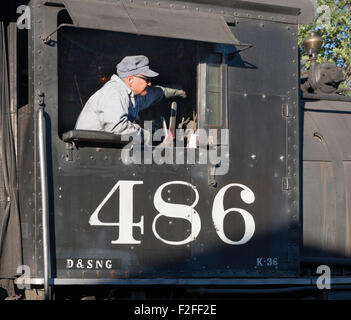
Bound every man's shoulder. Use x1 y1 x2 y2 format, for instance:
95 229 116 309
103 75 120 89
101 75 129 94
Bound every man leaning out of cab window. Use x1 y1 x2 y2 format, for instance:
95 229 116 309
75 55 186 143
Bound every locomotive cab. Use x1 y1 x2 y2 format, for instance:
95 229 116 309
21 0 302 286
10 0 351 301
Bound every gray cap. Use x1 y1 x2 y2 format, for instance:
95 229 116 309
117 55 159 78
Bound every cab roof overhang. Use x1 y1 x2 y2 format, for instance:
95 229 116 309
60 0 315 45
173 0 316 24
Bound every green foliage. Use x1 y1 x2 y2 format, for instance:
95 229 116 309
298 0 351 93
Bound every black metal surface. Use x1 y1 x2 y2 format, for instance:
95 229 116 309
303 92 351 103
55 159 193 278
190 16 301 273
17 0 300 282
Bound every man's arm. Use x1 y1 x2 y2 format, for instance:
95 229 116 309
136 86 165 111
158 86 187 99
136 85 187 111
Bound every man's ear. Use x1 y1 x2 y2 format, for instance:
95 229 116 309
122 75 133 88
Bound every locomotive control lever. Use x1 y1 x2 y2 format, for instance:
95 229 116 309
161 101 177 146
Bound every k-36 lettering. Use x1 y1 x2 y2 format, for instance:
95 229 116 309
255 257 279 268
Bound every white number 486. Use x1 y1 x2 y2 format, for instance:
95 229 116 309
89 180 256 246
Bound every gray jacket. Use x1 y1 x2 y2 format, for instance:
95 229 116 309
75 74 164 136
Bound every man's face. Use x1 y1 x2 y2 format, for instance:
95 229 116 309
129 74 151 96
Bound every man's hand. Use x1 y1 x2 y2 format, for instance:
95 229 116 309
160 86 187 99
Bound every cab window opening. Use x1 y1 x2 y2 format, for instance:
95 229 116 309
58 26 226 148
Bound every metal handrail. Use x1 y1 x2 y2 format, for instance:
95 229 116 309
38 106 51 300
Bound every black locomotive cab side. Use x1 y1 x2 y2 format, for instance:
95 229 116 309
9 0 351 301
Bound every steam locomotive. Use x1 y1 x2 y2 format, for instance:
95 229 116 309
1 0 351 300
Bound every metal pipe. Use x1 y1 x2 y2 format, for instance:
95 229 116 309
41 23 76 44
302 92 351 103
301 256 351 267
188 285 351 295
38 107 51 300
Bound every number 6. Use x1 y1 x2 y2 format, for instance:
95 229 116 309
212 184 255 245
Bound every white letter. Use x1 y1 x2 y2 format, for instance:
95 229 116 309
16 265 31 290
66 259 74 269
17 5 31 30
89 180 144 244
143 121 153 164
153 128 173 165
212 183 255 245
197 129 208 164
186 129 196 164
315 5 331 30
105 260 112 269
316 265 331 290
87 260 93 269
134 307 140 315
175 129 186 164
208 129 229 176
121 135 142 165
152 181 201 245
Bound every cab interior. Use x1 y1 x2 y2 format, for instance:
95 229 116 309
58 14 228 147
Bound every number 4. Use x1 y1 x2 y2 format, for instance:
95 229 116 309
89 181 144 244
